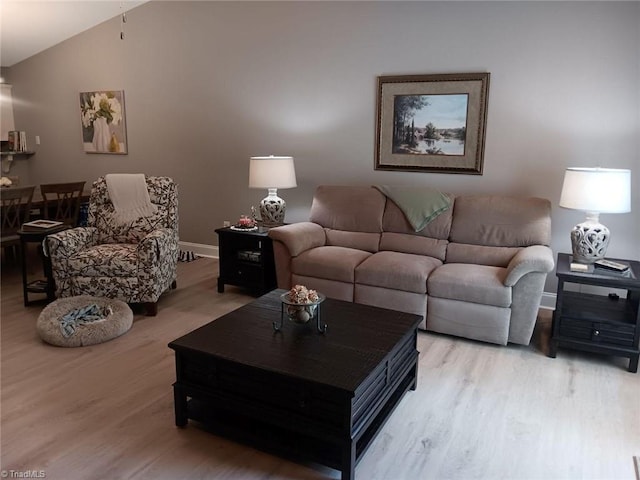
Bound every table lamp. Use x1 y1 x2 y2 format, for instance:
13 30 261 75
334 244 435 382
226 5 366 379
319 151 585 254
559 167 631 263
249 155 297 226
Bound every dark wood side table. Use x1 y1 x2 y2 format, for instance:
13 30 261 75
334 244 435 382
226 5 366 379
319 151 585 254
215 226 277 295
18 224 68 306
549 252 640 373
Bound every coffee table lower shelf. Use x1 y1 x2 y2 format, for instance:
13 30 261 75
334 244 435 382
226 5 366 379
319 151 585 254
175 365 415 480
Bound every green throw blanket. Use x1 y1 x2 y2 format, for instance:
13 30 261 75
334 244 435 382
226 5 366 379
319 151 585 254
374 185 451 232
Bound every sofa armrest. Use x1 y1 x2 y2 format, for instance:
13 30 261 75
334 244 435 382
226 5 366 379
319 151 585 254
268 222 326 257
46 226 98 261
504 245 555 287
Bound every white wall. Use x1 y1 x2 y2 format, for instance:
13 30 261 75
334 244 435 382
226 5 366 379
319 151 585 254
5 1 639 293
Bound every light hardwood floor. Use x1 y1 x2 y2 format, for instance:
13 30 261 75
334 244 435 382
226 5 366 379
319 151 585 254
1 254 638 480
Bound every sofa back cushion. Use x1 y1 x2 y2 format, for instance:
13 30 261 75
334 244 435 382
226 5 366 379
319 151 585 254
325 229 380 253
310 185 385 232
379 232 448 261
309 186 384 252
449 195 551 248
377 192 453 260
382 193 454 240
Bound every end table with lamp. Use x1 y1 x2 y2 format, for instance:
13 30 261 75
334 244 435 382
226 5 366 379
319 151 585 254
553 167 636 371
558 167 631 263
549 253 640 373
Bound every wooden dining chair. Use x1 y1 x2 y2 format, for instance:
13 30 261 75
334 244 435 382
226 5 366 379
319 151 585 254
1 185 35 260
40 181 86 227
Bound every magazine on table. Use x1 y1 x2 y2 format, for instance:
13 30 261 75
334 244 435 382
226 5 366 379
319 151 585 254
21 219 64 230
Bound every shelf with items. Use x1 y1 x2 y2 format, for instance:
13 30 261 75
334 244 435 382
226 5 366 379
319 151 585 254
0 151 35 156
215 227 276 295
237 250 262 264
1 151 35 173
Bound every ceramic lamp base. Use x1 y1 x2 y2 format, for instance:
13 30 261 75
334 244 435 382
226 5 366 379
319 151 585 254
570 213 610 264
259 188 286 226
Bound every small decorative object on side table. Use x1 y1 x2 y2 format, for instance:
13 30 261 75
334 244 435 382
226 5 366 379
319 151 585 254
215 225 277 295
274 284 327 333
549 252 639 373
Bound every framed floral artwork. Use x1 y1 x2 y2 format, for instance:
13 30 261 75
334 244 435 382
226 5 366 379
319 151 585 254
79 90 128 154
375 73 490 175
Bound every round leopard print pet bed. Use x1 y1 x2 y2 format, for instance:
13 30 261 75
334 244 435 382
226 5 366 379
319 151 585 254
37 295 133 347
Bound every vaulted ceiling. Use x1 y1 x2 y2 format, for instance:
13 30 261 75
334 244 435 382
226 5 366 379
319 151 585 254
1 1 148 68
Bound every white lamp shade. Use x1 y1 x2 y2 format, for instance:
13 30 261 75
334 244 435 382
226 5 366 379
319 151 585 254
249 156 297 189
559 167 631 213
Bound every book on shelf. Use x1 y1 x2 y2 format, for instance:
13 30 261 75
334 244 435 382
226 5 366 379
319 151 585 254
21 219 64 230
7 131 17 151
6 131 27 152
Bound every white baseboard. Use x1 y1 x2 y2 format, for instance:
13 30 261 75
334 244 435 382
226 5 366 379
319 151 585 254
179 241 218 259
540 291 557 310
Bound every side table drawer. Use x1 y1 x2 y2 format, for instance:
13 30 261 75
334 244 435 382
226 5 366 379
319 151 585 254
227 264 262 284
560 318 635 347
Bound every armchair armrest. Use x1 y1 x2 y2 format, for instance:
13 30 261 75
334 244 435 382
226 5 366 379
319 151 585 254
137 228 178 265
46 226 98 261
504 245 555 287
268 222 326 257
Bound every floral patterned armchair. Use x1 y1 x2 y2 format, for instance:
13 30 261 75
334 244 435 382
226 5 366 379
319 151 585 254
46 176 179 315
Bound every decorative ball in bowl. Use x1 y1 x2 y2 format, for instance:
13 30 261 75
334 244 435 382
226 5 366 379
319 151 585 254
280 285 325 324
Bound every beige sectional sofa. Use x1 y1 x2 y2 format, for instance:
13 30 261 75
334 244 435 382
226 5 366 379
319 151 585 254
268 185 554 346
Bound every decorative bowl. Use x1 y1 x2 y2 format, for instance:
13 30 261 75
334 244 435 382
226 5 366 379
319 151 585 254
280 292 326 324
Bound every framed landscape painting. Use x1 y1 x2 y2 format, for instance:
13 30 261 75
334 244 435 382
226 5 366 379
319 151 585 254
79 90 128 154
375 73 490 175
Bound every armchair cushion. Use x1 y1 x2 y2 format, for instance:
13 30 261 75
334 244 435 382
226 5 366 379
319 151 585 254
68 244 137 277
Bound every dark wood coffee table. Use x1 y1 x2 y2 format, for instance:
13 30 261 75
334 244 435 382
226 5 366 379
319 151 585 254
169 289 422 480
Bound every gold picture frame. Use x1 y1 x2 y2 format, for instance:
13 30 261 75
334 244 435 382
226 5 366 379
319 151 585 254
375 72 490 175
80 90 128 154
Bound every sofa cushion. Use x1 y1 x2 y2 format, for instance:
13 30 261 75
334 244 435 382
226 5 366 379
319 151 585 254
325 229 380 253
355 251 441 294
355 285 427 329
291 246 371 283
382 192 454 240
309 186 385 233
445 243 522 267
379 232 448 261
428 263 511 307
427 297 510 345
450 196 551 247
